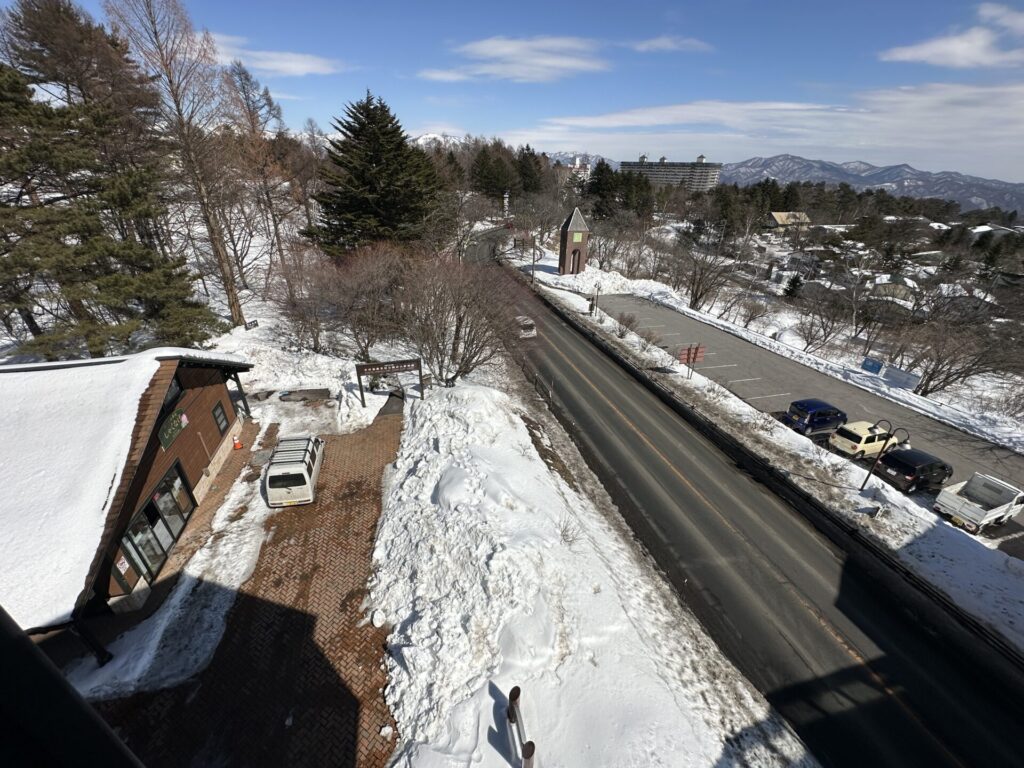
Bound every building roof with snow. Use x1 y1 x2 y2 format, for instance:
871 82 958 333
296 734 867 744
768 211 811 227
560 207 589 233
0 348 251 631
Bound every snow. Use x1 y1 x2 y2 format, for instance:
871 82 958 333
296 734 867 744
535 285 1024 656
64 307 391 698
513 250 1024 455
209 300 391 433
369 384 812 767
66 461 274 699
0 354 162 630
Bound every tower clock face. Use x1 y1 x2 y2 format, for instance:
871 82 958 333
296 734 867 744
573 232 583 243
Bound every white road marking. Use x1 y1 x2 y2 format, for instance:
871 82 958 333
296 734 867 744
728 377 762 384
746 392 791 401
696 364 737 370
638 324 665 329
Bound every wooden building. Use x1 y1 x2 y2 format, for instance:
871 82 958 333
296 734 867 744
559 207 590 275
0 348 252 634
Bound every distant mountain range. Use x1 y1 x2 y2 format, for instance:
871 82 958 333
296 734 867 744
412 137 1022 214
720 154 1024 214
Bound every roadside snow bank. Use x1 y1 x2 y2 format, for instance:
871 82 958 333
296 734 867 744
543 290 1024 656
370 385 812 767
516 250 1024 455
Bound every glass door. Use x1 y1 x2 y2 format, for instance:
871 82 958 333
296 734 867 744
150 465 195 538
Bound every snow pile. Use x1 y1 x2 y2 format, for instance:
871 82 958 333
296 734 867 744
65 314 389 698
66 464 273 699
0 354 161 630
210 300 390 432
369 385 812 767
553 294 1024 655
515 251 1024 455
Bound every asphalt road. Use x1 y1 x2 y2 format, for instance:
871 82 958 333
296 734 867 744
471 256 1024 766
597 293 1024 555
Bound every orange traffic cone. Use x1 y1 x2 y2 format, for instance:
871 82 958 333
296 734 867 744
232 436 243 450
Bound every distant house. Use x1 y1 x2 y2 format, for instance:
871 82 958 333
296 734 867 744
767 211 811 229
868 273 918 303
969 223 1016 243
0 348 252 635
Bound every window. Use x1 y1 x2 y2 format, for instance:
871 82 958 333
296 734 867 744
269 473 306 489
212 401 229 435
162 375 183 412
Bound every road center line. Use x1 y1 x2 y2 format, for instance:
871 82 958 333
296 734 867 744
533 327 958 762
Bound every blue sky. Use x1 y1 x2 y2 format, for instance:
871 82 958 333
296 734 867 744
68 1 1024 180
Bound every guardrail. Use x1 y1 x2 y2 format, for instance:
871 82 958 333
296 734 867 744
510 264 1024 681
506 686 536 768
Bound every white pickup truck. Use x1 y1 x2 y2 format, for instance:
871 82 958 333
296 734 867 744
933 472 1024 534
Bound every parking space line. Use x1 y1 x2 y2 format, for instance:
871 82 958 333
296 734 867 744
728 377 762 384
746 392 791 401
639 324 665 329
696 364 737 370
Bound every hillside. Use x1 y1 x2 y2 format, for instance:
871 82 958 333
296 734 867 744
721 154 1024 213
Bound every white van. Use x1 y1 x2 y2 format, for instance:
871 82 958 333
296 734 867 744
265 436 325 508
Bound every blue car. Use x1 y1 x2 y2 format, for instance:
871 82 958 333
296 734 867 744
781 398 847 437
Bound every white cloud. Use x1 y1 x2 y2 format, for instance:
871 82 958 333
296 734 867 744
418 36 608 83
979 3 1024 34
629 35 713 53
502 82 1024 180
212 33 343 77
268 91 303 101
880 5 1024 68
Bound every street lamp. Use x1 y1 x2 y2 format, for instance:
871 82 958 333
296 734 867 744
860 419 910 492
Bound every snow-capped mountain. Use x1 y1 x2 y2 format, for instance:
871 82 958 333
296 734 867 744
543 151 619 170
411 133 472 151
721 154 1024 213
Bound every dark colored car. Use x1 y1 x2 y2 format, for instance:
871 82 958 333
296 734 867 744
877 448 954 493
780 398 847 437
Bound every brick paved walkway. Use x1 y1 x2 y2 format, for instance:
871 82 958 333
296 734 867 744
96 405 404 768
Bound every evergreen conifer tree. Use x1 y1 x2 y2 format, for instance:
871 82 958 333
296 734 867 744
0 1 218 358
309 92 440 254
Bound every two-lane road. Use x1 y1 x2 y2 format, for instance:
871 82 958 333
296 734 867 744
491 266 1024 766
597 293 1024 555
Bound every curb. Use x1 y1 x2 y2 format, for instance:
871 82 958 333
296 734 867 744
514 266 1024 679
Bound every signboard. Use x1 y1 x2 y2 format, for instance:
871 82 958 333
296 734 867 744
355 359 421 377
679 345 706 365
244 319 260 330
882 365 921 390
354 359 425 407
861 357 884 375
115 555 130 575
158 408 187 449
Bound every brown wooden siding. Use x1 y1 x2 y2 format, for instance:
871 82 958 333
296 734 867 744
89 363 237 606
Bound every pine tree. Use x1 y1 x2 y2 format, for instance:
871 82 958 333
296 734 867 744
0 2 218 358
586 160 620 219
309 92 441 254
516 145 543 195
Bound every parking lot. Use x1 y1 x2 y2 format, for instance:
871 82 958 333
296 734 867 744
598 293 1024 556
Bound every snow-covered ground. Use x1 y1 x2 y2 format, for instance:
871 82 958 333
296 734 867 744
65 306 390 700
529 278 1024 657
511 247 1024 455
369 383 813 767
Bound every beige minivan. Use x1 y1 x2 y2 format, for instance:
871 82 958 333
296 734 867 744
828 420 908 460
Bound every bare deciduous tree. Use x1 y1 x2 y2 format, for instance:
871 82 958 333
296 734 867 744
794 291 848 353
402 260 517 385
105 0 245 324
